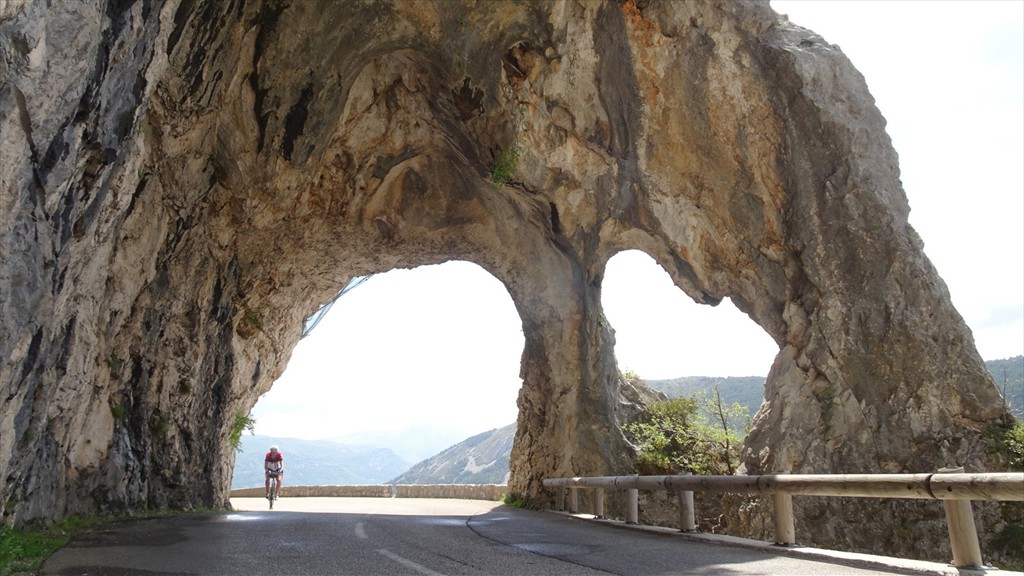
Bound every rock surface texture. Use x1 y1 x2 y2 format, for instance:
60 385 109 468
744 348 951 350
0 0 1008 559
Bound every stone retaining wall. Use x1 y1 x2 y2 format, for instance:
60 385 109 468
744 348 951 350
394 484 506 500
230 484 507 501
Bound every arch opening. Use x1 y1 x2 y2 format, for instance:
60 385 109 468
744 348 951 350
601 249 779 439
232 260 524 489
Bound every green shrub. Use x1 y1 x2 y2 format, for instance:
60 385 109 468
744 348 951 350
105 352 123 378
992 519 1024 570
490 144 522 187
150 411 171 439
229 411 256 452
243 308 262 331
109 404 128 421
626 397 709 474
503 493 537 509
1005 421 1024 470
985 419 1024 471
624 390 750 476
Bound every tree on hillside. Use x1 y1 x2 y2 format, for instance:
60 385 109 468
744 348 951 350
988 356 1024 419
624 391 751 476
694 386 752 474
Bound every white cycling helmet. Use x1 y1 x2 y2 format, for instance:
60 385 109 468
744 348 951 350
269 445 278 452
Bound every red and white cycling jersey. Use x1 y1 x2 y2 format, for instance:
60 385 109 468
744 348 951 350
265 451 283 475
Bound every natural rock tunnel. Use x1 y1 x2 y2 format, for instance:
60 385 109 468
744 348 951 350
0 0 1007 554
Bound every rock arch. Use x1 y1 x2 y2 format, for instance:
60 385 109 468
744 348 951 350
0 0 1004 553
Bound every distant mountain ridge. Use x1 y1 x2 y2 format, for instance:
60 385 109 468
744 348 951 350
232 435 410 489
646 357 1023 419
390 423 515 485
644 375 766 414
327 424 469 463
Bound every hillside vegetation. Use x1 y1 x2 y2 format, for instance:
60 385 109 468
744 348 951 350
646 357 1023 419
645 376 765 415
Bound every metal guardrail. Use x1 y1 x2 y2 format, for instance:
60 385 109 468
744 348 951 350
543 470 1024 568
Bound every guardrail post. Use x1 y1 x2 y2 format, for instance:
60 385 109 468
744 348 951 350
555 487 565 511
937 467 983 568
595 489 605 519
627 488 639 524
773 492 795 546
678 493 696 532
677 471 696 532
569 487 579 513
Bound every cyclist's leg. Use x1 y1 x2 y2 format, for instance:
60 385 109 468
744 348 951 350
277 473 283 497
265 472 270 497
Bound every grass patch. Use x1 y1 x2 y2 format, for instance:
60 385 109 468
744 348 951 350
490 144 522 188
0 527 65 575
502 493 537 509
109 403 128 421
0 516 99 576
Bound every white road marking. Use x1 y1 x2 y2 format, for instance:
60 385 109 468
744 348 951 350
355 521 367 539
376 548 444 576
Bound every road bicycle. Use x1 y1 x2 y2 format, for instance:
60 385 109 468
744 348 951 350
267 473 280 509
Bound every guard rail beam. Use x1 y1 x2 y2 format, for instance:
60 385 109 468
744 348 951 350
543 470 1024 568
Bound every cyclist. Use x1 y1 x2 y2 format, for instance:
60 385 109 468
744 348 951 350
264 445 284 498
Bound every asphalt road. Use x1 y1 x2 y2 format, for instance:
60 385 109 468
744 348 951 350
39 497 948 575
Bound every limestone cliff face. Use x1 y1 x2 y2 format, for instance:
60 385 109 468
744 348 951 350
0 0 1006 557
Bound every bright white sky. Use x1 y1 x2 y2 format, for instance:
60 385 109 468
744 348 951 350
252 1 1023 441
